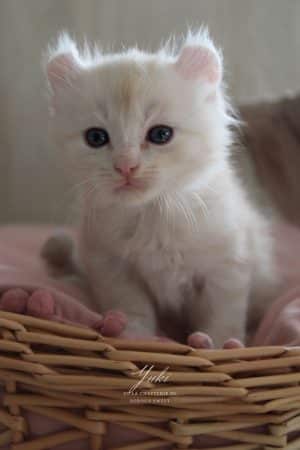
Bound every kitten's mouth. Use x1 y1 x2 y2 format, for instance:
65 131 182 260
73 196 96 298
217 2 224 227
114 179 145 193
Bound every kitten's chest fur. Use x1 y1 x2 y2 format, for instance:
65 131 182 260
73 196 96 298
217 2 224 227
89 202 224 310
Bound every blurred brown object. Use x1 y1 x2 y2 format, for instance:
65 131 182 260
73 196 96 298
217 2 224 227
240 94 300 226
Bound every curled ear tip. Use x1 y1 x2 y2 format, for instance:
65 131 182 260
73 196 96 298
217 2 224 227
47 53 76 70
46 52 80 90
175 44 222 83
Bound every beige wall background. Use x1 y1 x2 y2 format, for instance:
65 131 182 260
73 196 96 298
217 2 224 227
0 0 299 224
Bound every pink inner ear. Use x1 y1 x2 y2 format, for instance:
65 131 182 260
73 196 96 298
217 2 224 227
175 46 220 83
47 53 79 91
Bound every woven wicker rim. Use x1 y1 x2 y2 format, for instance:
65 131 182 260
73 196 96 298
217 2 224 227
0 311 299 449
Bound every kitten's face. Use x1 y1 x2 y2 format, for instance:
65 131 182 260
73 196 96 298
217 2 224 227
48 36 230 208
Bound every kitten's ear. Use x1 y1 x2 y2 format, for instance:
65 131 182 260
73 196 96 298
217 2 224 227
46 53 80 92
175 33 222 85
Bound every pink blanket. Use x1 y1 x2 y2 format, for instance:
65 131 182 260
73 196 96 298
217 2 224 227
0 223 300 449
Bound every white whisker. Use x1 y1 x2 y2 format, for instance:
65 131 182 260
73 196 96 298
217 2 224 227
191 192 210 220
175 193 198 232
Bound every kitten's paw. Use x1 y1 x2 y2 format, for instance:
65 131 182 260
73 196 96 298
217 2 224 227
0 288 55 319
187 331 244 349
95 310 128 337
187 332 214 349
223 338 244 349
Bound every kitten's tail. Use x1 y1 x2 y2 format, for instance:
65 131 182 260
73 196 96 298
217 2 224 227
41 232 80 277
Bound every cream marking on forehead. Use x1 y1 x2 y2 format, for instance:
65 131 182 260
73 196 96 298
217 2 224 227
114 63 146 113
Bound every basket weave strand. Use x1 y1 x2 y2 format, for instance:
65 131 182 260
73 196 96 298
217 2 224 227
0 311 299 449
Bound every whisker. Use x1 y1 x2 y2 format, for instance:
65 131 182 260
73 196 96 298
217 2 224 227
191 192 210 220
175 193 198 232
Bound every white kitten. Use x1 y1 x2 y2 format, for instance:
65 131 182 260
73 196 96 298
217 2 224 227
44 30 279 347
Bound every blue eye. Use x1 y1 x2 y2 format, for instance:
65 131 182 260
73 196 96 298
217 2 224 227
147 125 173 145
84 128 109 148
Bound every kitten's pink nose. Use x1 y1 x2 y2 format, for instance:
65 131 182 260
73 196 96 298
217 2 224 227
114 162 139 177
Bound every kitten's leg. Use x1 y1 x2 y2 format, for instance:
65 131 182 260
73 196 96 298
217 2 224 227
88 257 159 338
187 263 250 348
40 235 129 336
94 282 158 338
42 236 158 337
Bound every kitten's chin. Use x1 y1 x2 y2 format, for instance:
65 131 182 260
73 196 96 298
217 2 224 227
112 183 158 207
114 183 144 194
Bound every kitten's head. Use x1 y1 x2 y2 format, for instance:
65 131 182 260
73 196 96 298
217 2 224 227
46 30 234 208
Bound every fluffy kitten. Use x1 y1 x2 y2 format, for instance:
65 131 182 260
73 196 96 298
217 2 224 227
44 30 278 347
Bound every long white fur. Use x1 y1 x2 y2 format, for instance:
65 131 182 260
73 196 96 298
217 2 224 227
45 30 279 345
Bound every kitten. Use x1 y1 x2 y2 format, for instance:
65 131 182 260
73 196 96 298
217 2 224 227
43 30 279 347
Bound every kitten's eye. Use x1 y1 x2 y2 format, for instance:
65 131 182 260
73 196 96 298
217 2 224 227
84 128 109 148
147 125 173 145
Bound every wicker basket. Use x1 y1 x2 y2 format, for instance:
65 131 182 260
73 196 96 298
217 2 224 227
0 311 300 450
